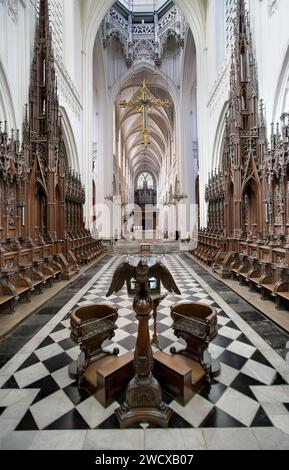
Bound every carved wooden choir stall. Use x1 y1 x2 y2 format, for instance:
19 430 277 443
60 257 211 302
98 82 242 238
192 0 289 310
0 0 104 313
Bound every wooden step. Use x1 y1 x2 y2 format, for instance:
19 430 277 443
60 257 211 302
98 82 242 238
83 351 134 407
153 350 206 405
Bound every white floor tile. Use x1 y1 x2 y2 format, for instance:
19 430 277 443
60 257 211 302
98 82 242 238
145 429 186 450
216 388 260 426
14 362 50 388
76 396 118 429
51 365 75 388
29 430 87 450
227 340 256 359
218 326 241 340
180 429 207 450
35 343 64 362
203 428 260 450
253 427 289 449
1 390 39 420
30 390 74 429
83 429 144 450
170 395 213 428
49 328 71 343
65 346 80 361
208 343 225 359
0 431 38 450
250 385 289 403
241 359 276 385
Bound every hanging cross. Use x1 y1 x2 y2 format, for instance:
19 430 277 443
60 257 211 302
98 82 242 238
120 79 170 148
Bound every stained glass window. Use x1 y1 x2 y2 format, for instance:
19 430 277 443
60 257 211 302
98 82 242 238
137 172 154 189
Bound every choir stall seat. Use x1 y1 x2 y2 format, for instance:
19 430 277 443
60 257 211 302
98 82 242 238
170 301 220 381
68 303 119 385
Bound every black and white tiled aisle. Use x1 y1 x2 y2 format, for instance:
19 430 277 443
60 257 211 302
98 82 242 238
0 254 289 450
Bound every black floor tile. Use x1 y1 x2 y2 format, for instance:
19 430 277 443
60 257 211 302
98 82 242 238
272 373 287 385
225 320 238 330
167 411 192 428
0 336 29 356
0 354 11 368
97 413 122 429
58 337 75 351
251 406 273 427
50 323 67 333
117 335 137 351
125 313 137 322
247 321 278 335
199 382 227 404
154 322 171 334
0 406 5 416
200 407 245 428
230 373 264 400
216 310 229 318
45 408 90 430
262 333 289 349
16 410 39 431
158 336 174 351
218 350 248 370
63 383 90 406
212 335 233 348
122 322 138 335
250 350 272 368
238 310 265 321
37 336 55 349
34 306 60 316
17 353 40 371
236 333 254 346
28 375 60 403
43 352 72 373
2 376 20 389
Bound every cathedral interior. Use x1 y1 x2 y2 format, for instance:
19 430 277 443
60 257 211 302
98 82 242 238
0 0 289 451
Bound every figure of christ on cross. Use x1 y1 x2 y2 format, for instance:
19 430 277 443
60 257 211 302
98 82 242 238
120 79 170 148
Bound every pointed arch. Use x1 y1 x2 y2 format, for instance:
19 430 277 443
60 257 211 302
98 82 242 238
241 177 263 237
272 43 289 123
59 106 79 172
212 101 229 170
0 61 17 128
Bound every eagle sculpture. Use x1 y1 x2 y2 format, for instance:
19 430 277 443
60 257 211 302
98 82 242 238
106 259 181 297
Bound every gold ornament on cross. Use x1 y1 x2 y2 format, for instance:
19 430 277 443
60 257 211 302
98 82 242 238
120 79 170 148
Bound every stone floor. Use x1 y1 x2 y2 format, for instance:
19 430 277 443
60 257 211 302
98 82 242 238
0 254 289 450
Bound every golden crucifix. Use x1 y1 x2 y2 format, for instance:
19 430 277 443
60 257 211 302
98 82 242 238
120 79 170 148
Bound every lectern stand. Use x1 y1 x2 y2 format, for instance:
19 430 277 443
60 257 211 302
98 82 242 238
106 256 181 428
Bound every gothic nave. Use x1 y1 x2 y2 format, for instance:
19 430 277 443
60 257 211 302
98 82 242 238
1 0 289 453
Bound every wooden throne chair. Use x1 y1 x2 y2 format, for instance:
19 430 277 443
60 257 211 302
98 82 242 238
170 301 220 381
68 303 119 384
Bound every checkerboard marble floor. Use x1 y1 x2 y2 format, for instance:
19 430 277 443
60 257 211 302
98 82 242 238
0 254 289 450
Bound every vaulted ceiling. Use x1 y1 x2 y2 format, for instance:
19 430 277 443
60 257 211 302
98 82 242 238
116 68 174 182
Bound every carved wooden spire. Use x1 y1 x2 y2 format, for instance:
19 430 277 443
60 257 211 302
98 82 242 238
229 0 258 134
28 0 59 139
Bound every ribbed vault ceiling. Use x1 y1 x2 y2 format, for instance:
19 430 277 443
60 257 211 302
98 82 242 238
116 69 174 182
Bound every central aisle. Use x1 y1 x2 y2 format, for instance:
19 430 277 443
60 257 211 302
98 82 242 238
0 254 289 450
